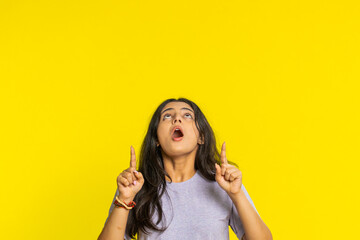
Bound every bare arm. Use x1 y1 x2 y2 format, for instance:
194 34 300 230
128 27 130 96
98 196 133 240
230 190 272 240
215 142 272 240
98 146 144 240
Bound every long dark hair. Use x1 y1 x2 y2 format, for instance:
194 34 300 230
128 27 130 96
126 98 237 239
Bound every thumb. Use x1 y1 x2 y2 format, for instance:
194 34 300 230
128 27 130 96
134 170 144 184
215 163 221 180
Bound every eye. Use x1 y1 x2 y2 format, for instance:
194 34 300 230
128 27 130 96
185 113 193 119
163 114 171 120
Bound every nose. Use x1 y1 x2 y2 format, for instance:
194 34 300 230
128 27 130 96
173 114 182 124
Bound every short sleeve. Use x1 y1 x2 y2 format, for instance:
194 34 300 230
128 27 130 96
104 188 132 240
229 184 260 239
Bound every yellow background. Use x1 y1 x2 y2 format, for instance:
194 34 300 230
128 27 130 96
1 0 359 239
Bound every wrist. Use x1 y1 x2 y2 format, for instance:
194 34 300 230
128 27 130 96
228 189 244 203
114 195 136 210
117 195 135 203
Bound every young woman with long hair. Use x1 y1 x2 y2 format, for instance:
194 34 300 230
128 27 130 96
98 98 272 240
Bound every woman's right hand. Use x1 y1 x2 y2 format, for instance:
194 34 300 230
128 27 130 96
116 146 144 202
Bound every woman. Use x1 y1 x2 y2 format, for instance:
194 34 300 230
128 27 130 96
98 98 272 240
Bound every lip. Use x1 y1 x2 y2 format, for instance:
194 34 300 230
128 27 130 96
172 136 183 141
171 125 184 141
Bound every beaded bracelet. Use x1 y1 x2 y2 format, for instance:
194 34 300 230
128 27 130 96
114 196 136 210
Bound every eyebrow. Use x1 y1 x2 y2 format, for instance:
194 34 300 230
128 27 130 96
161 107 194 115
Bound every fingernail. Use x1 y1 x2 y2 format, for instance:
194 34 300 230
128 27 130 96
133 181 137 185
134 170 138 173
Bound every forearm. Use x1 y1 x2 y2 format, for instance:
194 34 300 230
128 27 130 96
230 189 272 240
98 198 133 240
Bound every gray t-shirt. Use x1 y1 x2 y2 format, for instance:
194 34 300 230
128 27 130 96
105 170 259 240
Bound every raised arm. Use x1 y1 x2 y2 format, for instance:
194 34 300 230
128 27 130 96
98 146 144 240
215 142 272 240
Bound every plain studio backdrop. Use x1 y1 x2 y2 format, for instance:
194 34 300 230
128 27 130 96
0 0 359 239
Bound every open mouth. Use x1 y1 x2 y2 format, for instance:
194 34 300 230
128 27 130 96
171 127 184 141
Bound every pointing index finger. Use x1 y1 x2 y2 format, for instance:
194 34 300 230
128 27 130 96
130 145 136 169
221 141 228 164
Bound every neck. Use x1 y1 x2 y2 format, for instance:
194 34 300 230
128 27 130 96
162 151 197 183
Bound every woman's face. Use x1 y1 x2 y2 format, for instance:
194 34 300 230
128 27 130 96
157 101 202 157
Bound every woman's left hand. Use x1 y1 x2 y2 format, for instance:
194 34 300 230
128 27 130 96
215 142 243 197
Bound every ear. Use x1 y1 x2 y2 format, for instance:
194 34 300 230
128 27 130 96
198 135 204 145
